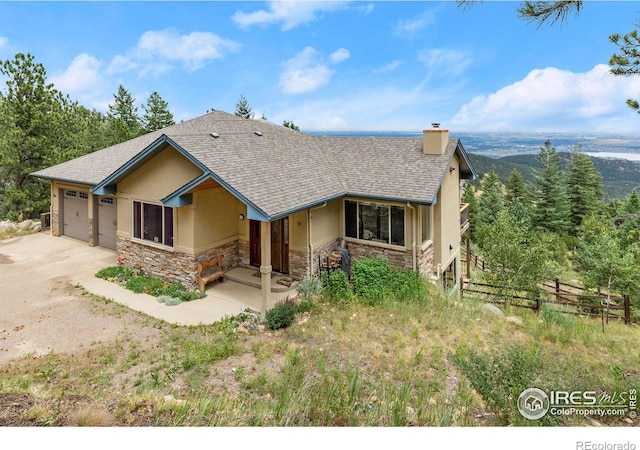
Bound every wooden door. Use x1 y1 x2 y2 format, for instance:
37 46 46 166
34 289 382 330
249 218 289 273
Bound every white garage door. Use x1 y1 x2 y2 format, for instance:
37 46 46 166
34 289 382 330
98 196 117 250
63 190 88 242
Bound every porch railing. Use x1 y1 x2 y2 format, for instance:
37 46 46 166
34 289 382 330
460 203 470 233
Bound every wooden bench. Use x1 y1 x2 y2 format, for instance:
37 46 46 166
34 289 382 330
197 257 225 291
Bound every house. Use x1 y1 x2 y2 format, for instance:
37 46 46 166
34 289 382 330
32 111 476 309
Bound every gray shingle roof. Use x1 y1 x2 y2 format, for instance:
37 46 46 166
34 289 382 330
32 111 475 219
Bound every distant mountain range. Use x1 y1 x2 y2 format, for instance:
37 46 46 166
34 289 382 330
306 130 640 199
467 152 640 200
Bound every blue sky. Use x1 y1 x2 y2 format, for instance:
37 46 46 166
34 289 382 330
2 1 640 133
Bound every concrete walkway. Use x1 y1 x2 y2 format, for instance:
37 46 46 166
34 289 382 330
0 233 297 326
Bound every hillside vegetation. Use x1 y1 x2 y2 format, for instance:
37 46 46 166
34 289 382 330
0 278 638 427
468 152 640 200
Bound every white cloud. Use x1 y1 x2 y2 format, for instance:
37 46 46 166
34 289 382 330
418 48 472 79
108 29 239 77
394 10 436 38
451 64 640 132
330 48 350 64
50 53 112 109
233 1 348 31
279 47 335 95
373 60 403 74
0 37 7 49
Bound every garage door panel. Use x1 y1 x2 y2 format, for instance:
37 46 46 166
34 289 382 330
98 197 117 250
63 190 88 242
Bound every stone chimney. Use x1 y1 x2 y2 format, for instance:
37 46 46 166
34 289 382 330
423 124 449 155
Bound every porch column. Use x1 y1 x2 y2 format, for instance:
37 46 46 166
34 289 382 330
259 221 272 313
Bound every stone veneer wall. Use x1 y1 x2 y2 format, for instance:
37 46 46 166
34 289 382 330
289 249 309 280
51 211 60 237
117 236 240 290
311 238 342 277
346 240 413 271
238 239 249 267
418 241 435 277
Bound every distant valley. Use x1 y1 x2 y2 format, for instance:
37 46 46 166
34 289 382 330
308 130 640 200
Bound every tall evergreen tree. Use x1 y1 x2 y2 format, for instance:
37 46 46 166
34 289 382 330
530 140 571 235
566 145 604 228
142 91 175 133
283 119 300 131
477 170 504 230
505 168 526 205
234 94 253 119
107 84 142 144
0 53 70 219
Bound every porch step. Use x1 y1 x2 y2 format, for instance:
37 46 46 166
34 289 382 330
225 267 298 293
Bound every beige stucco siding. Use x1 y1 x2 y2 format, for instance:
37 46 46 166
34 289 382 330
116 146 203 244
289 210 308 253
310 199 341 248
433 154 461 270
193 187 244 253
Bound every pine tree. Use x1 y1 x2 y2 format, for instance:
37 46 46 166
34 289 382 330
234 94 253 119
505 168 526 205
142 91 175 133
530 140 571 235
107 85 142 144
566 145 604 228
0 53 69 219
477 171 504 230
283 119 300 131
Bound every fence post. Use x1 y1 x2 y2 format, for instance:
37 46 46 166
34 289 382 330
624 295 631 325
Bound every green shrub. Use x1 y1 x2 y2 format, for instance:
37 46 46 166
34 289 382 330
265 297 298 330
452 343 548 425
96 265 136 281
157 295 182 306
388 268 425 302
125 276 165 296
297 276 324 301
352 257 390 305
321 270 351 302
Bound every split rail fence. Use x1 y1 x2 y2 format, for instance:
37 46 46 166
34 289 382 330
460 277 631 325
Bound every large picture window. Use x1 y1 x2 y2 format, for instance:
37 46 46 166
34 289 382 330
344 200 405 246
133 201 174 247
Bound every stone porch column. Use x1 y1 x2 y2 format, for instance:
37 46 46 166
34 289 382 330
259 221 272 313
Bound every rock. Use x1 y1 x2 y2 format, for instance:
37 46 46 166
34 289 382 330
33 223 41 232
235 325 249 334
18 220 33 230
505 316 523 325
483 303 504 317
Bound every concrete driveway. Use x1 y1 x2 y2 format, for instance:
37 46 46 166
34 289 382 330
0 233 293 326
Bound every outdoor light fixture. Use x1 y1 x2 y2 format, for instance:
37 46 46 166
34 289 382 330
449 167 456 172
239 213 245 221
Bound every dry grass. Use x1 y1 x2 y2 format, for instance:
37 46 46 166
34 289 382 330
0 281 638 426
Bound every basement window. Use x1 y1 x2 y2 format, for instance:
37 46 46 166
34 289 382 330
133 201 174 247
344 200 405 247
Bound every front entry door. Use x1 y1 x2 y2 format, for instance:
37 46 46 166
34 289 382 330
249 218 289 273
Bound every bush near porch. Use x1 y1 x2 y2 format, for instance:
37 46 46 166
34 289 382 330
96 265 205 302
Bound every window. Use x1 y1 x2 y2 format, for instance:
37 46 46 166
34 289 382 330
421 205 431 243
133 201 174 247
344 200 405 246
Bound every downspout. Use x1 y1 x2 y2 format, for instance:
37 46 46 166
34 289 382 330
308 202 327 278
406 203 417 271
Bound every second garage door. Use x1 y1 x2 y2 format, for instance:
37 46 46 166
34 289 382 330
97 196 117 250
63 190 89 242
